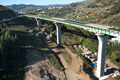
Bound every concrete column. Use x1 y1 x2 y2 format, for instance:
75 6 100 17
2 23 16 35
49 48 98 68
54 22 61 45
96 34 109 79
36 18 41 28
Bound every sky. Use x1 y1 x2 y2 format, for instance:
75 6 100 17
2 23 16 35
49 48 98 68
0 0 86 6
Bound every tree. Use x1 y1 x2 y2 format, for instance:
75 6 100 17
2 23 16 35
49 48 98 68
111 0 120 15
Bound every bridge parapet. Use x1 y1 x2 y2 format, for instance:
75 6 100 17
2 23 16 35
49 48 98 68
26 14 120 38
25 14 120 79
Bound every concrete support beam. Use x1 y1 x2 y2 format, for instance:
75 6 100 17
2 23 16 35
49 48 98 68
36 18 41 28
96 34 109 79
54 22 61 45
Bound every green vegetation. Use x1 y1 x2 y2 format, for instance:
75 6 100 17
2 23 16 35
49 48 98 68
0 5 8 10
39 47 63 71
25 11 37 15
61 25 98 52
27 0 120 27
7 4 64 13
0 17 63 80
106 42 120 65
0 5 16 21
37 0 120 66
42 19 120 67
110 0 120 15
1 0 120 79
116 75 120 80
39 21 64 70
0 16 41 80
63 25 120 66
0 22 28 80
0 22 20 68
70 46 83 57
3 17 37 28
6 4 42 12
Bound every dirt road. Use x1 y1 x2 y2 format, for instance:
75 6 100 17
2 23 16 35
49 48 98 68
24 27 92 80
47 40 78 80
24 29 65 80
46 35 91 80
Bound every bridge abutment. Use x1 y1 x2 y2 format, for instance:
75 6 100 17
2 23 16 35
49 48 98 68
36 18 41 28
96 34 109 79
54 22 61 45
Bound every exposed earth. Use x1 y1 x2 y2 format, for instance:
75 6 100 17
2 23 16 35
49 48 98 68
24 49 65 80
24 26 119 80
24 27 92 80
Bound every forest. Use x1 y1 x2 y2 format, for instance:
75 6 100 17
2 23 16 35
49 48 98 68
0 22 20 68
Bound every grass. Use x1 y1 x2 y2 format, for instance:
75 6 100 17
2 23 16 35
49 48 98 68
116 75 120 80
38 28 64 71
60 26 98 79
61 32 80 45
82 8 97 12
61 51 72 65
100 13 120 24
0 7 16 21
0 5 8 10
0 17 64 80
3 17 37 28
64 0 120 27
39 47 64 71
69 46 83 57
0 51 27 80
8 25 28 31
0 27 32 80
91 7 109 13
0 18 40 80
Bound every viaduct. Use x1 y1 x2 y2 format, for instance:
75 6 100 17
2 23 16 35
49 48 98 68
25 15 120 79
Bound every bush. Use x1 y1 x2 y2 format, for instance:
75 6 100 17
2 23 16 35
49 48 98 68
116 75 120 80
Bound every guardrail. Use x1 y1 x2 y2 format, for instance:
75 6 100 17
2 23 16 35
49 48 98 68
26 15 120 37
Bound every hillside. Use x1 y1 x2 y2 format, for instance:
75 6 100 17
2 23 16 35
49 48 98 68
0 5 16 21
37 0 97 17
7 4 65 13
29 0 120 72
34 0 120 27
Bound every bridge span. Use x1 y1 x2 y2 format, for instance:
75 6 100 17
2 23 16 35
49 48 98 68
26 14 120 79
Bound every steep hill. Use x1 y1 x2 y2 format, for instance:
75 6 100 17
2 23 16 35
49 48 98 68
38 0 97 17
36 0 120 27
7 4 65 13
0 5 16 21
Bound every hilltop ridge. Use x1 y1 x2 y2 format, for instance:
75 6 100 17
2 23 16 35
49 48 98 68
6 4 65 13
0 5 16 21
32 0 120 27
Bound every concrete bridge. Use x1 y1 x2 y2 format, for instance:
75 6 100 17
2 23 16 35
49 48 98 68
26 14 120 79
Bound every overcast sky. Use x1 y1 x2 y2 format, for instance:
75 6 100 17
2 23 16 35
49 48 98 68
0 0 86 6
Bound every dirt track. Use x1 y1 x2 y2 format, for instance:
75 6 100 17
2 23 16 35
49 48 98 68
24 27 92 80
46 35 92 80
24 29 66 80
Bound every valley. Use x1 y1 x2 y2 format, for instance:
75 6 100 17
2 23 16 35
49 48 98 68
0 0 120 80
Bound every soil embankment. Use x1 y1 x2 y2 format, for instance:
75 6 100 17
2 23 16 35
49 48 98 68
44 27 92 80
24 29 65 80
24 27 93 80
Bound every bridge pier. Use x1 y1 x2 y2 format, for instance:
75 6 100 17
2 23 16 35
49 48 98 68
36 18 41 28
54 22 61 45
96 34 109 79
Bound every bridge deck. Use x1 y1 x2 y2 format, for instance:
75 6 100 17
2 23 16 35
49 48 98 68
26 15 120 37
